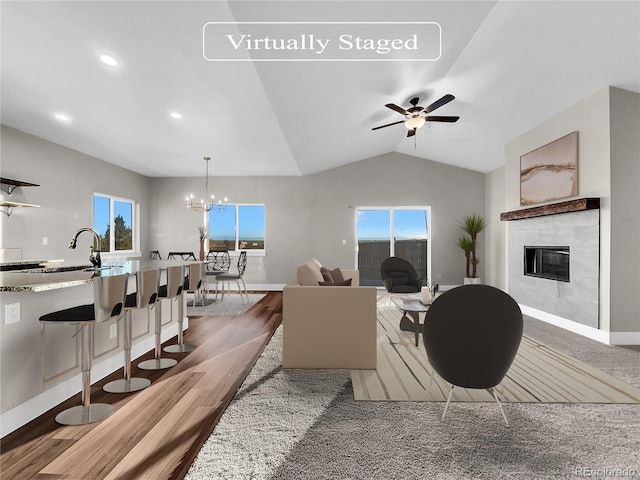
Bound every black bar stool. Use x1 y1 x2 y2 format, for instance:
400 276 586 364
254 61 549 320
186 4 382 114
138 265 182 370
164 263 201 353
39 274 128 425
104 268 160 393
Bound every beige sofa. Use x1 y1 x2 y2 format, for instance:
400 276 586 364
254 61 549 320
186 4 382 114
282 259 377 369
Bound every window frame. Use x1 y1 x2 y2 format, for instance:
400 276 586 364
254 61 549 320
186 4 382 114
92 192 140 257
207 203 266 257
354 206 431 284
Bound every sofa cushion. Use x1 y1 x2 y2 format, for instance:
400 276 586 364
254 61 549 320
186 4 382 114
319 278 352 286
320 266 345 283
297 259 324 286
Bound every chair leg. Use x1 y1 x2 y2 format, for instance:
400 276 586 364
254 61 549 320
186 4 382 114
138 299 177 370
104 311 151 393
488 387 510 427
442 384 454 421
239 278 249 303
55 324 114 425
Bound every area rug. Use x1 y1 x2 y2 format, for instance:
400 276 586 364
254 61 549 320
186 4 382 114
185 326 350 480
186 293 266 317
352 295 640 403
185 322 640 480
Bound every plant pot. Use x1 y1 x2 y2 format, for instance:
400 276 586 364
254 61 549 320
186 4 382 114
199 240 205 261
464 277 481 285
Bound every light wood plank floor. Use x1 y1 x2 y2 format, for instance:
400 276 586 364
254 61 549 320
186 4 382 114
353 298 640 403
0 292 283 480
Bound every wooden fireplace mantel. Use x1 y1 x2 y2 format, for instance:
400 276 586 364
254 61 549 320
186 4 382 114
500 197 600 221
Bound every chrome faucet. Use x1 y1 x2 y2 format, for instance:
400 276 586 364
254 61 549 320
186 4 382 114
69 228 102 268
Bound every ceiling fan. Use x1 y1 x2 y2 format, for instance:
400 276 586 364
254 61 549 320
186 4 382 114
372 94 460 137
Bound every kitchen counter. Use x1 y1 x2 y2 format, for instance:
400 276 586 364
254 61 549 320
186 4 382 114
0 260 202 292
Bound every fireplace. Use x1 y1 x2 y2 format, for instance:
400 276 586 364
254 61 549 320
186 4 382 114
524 246 570 282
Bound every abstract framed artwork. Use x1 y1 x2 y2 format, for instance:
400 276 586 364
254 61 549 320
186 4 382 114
520 131 578 206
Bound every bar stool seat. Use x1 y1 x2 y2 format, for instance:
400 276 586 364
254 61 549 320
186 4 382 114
40 274 128 425
138 265 182 370
104 268 160 393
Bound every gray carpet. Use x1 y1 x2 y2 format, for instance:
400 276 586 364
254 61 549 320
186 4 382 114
186 293 266 317
186 314 640 480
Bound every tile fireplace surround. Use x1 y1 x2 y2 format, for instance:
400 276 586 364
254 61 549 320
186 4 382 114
504 200 600 329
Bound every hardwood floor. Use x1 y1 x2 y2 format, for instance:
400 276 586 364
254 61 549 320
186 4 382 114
0 292 283 480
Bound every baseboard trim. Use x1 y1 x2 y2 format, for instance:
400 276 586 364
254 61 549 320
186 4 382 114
0 322 182 438
519 304 640 346
609 331 640 345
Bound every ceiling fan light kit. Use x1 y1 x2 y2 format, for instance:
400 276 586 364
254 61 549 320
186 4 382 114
373 94 459 138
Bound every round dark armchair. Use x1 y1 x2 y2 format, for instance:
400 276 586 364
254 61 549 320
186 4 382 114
380 257 422 293
423 284 523 426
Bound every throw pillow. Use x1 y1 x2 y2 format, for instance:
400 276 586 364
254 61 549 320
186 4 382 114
318 278 352 286
320 267 334 283
297 260 324 286
330 267 345 282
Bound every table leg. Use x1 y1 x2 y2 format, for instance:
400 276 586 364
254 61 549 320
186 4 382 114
409 311 420 346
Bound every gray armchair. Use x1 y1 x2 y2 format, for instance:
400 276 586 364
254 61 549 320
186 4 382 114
380 257 422 293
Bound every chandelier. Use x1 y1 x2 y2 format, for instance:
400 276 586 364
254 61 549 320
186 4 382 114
185 156 228 212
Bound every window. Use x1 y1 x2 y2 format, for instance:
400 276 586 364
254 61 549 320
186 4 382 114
93 194 137 253
356 207 430 286
208 204 265 253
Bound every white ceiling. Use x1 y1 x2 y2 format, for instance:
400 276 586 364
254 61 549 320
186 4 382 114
2 1 639 177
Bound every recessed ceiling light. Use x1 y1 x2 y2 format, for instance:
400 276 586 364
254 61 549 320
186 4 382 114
54 113 71 122
99 54 118 67
170 112 183 119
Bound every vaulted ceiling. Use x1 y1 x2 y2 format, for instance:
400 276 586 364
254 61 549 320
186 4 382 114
2 1 639 177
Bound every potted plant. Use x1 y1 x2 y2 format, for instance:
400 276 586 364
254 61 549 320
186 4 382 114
457 213 486 284
198 225 207 261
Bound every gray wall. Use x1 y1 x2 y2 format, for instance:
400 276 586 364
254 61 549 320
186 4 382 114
149 152 486 286
609 87 640 332
1 125 152 262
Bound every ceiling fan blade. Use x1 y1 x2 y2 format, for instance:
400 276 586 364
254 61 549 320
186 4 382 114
385 103 410 116
372 120 405 131
426 115 460 122
407 128 416 138
425 94 455 114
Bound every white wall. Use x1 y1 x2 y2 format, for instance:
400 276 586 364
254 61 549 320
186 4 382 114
149 152 486 287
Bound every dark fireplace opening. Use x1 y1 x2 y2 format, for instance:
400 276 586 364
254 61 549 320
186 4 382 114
524 246 570 282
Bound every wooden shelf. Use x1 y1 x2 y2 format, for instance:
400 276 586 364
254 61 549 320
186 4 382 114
1 177 40 215
500 197 600 221
1 177 40 195
0 200 40 217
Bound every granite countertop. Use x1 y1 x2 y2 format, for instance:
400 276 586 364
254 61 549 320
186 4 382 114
0 259 203 292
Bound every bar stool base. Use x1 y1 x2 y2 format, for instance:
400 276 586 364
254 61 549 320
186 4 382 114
103 377 151 393
138 358 177 370
163 344 196 353
55 403 114 425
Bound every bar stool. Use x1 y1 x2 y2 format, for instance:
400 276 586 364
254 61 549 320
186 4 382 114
104 268 160 393
39 274 128 425
149 250 161 260
164 263 201 353
138 265 182 370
